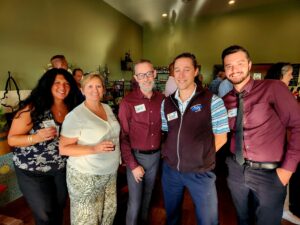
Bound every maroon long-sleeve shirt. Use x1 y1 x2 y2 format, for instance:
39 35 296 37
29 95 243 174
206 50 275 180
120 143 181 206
223 78 300 172
118 88 164 170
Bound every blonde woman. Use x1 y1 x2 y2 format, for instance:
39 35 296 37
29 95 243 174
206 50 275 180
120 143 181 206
59 73 120 225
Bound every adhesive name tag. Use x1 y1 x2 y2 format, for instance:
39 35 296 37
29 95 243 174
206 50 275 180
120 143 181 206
167 111 178 121
134 104 146 113
228 108 237 117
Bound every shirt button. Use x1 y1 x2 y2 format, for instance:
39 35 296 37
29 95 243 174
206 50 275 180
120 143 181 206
151 133 154 136
246 145 249 149
150 110 152 113
151 145 154 148
151 122 154 125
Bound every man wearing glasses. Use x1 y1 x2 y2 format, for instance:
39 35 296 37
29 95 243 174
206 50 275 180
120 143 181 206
118 59 164 225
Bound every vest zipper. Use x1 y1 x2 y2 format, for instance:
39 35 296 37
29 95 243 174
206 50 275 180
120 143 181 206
170 97 184 171
170 91 202 171
177 112 184 171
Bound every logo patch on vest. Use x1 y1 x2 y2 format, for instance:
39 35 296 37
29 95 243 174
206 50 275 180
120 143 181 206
190 104 203 112
167 111 178 121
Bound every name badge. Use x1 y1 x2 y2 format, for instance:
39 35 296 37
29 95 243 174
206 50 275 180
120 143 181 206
134 104 146 113
167 111 178 121
228 108 237 118
190 104 203 112
43 119 56 128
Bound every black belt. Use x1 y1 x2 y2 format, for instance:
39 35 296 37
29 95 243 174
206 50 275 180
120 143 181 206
244 160 280 170
231 154 279 170
132 149 160 155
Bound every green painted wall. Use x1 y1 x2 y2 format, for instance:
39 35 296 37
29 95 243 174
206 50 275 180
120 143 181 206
0 0 142 205
0 0 142 90
143 1 300 84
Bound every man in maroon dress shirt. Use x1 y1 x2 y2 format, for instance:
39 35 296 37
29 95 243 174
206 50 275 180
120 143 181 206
222 45 300 225
118 59 164 225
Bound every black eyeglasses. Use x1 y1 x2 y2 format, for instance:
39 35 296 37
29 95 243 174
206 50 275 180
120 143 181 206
135 71 155 80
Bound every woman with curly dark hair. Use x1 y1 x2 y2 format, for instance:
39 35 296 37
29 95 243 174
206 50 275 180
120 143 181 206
8 68 82 225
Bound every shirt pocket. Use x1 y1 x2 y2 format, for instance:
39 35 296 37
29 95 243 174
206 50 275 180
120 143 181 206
132 110 149 125
246 102 273 128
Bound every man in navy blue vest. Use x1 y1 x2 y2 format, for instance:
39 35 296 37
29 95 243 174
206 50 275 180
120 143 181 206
161 52 229 225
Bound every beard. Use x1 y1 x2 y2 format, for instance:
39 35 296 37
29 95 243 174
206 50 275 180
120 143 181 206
228 71 251 85
139 80 155 93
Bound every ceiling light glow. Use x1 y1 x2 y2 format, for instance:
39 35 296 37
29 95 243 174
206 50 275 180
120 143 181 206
162 13 168 17
228 0 235 5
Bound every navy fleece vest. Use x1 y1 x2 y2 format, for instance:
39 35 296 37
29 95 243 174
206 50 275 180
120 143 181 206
162 88 215 173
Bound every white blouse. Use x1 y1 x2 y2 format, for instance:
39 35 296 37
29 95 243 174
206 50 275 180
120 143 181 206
61 102 120 175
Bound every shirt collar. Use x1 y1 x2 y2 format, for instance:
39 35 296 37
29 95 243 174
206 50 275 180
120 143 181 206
175 83 197 104
231 77 254 96
136 87 155 99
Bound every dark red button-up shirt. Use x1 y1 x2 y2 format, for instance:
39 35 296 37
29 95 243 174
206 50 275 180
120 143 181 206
118 88 164 170
223 78 300 172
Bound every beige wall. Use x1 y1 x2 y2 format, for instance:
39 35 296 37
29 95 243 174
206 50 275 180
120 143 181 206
143 1 300 84
0 0 142 90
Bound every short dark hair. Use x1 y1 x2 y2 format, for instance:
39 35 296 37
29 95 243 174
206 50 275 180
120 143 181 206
221 45 250 64
50 54 66 62
173 52 198 69
72 68 83 76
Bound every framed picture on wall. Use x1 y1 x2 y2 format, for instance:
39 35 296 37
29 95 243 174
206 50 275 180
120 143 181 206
252 73 262 80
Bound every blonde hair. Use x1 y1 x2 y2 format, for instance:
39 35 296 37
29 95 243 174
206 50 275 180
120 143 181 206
81 72 105 89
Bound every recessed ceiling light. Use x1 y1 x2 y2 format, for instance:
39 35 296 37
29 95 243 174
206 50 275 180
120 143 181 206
228 0 235 5
162 13 168 18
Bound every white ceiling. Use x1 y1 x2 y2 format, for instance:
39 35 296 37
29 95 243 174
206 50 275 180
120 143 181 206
103 0 286 26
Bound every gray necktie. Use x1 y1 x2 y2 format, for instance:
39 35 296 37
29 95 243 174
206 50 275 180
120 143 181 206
235 92 245 165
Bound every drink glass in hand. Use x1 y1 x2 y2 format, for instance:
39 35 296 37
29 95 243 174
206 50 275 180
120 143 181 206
111 138 117 151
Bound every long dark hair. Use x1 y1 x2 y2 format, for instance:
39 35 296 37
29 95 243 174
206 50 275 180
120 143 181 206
173 52 198 69
16 68 81 121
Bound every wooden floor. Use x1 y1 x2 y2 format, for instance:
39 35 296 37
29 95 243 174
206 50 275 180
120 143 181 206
0 163 297 225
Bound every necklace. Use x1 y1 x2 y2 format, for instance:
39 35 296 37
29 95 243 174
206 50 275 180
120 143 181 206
51 105 66 118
